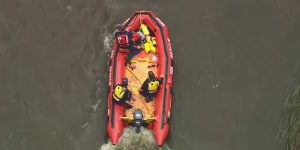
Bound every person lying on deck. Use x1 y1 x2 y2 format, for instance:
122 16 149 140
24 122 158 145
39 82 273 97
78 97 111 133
112 78 134 109
139 71 163 102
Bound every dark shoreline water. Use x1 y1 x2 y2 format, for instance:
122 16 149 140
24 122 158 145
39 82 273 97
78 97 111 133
1 0 300 150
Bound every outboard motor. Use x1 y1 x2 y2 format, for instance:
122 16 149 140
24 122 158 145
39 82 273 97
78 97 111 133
133 109 143 133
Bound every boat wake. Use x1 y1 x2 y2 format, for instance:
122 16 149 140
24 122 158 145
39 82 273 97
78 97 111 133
99 127 171 150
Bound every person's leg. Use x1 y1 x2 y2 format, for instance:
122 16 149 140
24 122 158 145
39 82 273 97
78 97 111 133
125 104 133 109
145 97 152 103
140 91 152 103
127 47 141 64
127 91 132 100
125 55 131 65
125 91 133 109
145 94 155 102
146 93 157 102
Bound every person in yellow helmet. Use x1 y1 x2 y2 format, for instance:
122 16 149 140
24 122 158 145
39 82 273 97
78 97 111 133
139 71 163 102
112 78 134 108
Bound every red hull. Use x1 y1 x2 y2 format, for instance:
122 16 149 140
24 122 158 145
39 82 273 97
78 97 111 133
107 11 174 146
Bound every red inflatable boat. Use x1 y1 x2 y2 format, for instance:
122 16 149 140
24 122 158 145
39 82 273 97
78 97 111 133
107 11 174 146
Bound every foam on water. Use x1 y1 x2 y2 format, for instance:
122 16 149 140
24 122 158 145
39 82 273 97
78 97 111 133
100 127 171 150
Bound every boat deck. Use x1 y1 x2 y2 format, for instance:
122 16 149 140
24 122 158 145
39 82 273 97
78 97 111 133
124 50 158 120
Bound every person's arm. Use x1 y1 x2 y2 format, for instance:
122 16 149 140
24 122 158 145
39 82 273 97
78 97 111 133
140 79 148 91
125 91 134 105
132 44 142 50
131 94 136 101
112 85 116 92
125 101 134 107
124 90 132 101
127 32 134 43
159 75 164 85
114 32 119 39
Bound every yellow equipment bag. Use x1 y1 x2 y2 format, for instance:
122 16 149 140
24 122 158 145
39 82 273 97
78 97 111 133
140 24 157 54
144 36 156 54
141 24 150 36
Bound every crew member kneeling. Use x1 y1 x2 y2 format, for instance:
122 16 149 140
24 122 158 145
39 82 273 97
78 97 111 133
112 78 134 109
115 24 142 65
115 24 134 50
139 71 162 102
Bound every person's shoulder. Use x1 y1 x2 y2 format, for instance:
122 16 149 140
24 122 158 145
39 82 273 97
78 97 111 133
114 84 122 88
125 31 133 36
157 77 163 83
127 89 132 93
144 78 150 83
114 32 120 37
